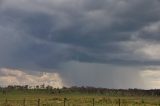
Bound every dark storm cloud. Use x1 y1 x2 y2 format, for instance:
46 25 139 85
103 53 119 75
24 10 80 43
1 0 160 88
1 0 160 70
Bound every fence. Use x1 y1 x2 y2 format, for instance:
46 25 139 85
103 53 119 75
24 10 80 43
0 98 159 106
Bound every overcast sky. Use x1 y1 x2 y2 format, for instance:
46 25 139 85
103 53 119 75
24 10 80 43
0 0 160 89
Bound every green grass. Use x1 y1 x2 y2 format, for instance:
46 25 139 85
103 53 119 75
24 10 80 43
0 90 160 106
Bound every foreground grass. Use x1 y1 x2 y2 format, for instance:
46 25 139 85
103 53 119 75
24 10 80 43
0 90 160 106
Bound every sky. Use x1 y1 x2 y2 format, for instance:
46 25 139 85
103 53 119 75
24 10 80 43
0 0 160 89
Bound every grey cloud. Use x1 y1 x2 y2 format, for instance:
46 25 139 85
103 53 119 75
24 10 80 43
1 0 160 68
137 22 160 42
1 0 160 88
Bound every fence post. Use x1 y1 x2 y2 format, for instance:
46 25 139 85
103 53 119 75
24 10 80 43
118 99 120 106
93 98 95 106
64 98 66 106
141 98 144 105
5 98 8 106
38 99 40 106
23 98 26 106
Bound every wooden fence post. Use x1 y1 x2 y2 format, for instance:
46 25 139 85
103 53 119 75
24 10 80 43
93 98 95 106
5 98 8 106
64 98 66 106
118 99 120 106
23 98 26 106
38 99 40 106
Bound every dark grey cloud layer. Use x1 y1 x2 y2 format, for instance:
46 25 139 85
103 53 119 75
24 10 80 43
1 0 160 88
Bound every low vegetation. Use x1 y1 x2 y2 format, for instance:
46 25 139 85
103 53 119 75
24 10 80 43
0 85 160 106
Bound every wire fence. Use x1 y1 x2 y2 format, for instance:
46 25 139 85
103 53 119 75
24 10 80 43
0 98 159 106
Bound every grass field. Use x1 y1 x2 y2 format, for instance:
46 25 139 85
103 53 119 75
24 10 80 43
0 90 160 106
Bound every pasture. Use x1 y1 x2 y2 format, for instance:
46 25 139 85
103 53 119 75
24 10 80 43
0 89 160 106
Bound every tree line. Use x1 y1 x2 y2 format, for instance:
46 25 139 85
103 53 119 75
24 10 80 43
0 85 160 96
